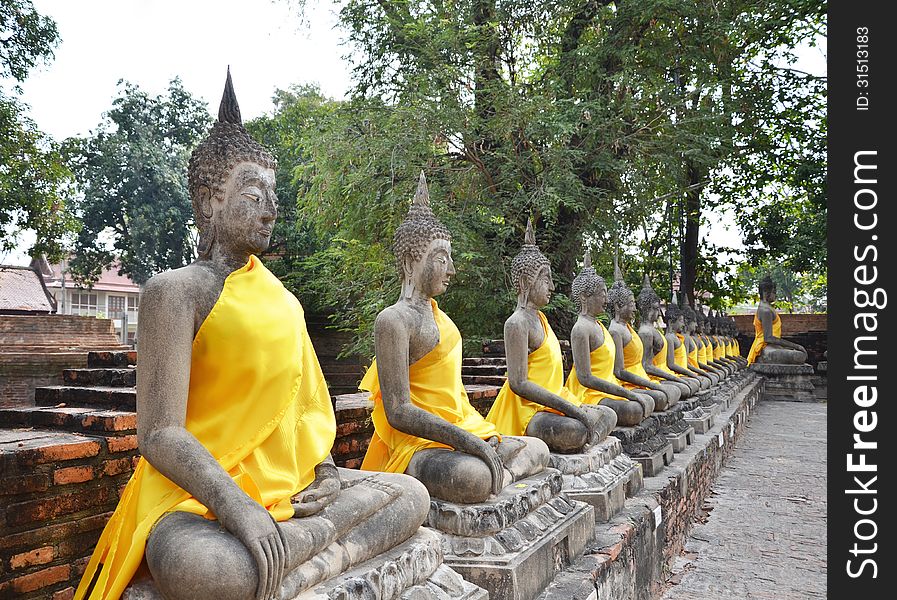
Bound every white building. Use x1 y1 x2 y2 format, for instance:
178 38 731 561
31 257 139 344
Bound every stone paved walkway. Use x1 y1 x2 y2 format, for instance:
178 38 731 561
661 400 827 600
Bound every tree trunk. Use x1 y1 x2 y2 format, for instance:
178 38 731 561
679 160 704 307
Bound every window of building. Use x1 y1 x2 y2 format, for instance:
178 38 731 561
71 292 98 316
107 295 125 317
127 295 139 311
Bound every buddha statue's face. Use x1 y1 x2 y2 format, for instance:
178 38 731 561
581 280 608 316
528 266 555 308
671 315 685 333
615 294 636 322
762 286 777 304
206 161 278 255
686 319 697 334
644 300 661 325
408 238 456 298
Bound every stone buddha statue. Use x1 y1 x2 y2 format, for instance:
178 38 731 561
636 276 696 399
360 176 549 504
695 307 732 377
747 276 808 365
663 296 711 390
606 261 676 412
680 301 721 385
75 72 433 600
725 314 748 366
485 226 617 450
709 311 740 372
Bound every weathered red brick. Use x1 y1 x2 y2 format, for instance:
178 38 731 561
0 511 112 552
0 473 51 495
8 564 70 594
5 487 113 527
100 457 134 477
37 439 101 463
9 546 55 570
53 587 76 600
54 465 95 485
106 435 138 453
73 555 91 577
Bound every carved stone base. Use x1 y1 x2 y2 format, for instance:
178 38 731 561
123 528 486 600
751 363 816 402
664 426 694 452
426 469 594 600
630 440 674 477
682 408 713 434
548 437 641 522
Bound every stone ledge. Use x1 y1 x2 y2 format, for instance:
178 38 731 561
537 373 765 600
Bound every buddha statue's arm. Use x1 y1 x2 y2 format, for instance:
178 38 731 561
758 304 804 351
374 310 504 495
136 272 287 600
609 328 662 390
664 332 696 378
638 327 681 382
506 316 598 428
292 455 340 517
568 322 642 402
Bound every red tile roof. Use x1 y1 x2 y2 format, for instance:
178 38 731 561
0 267 56 313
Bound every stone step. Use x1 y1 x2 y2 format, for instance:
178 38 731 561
461 375 507 386
461 364 506 376
88 350 137 368
63 368 136 387
35 385 136 411
461 357 507 367
0 405 136 434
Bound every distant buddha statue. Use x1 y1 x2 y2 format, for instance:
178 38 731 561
637 276 695 399
747 276 808 365
76 71 430 600
695 307 732 377
361 176 549 503
485 226 617 449
557 249 657 428
607 259 675 412
709 311 740 371
680 301 720 385
724 314 748 366
663 296 711 390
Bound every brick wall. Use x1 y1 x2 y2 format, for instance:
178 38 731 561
0 424 138 599
732 312 827 336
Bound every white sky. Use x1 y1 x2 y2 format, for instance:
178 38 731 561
2 0 826 267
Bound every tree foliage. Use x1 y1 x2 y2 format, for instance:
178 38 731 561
63 79 211 284
273 0 824 354
1 0 76 261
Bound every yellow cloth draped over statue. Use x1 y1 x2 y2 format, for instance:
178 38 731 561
697 338 710 365
651 333 675 378
712 337 725 360
75 256 336 600
687 341 700 370
565 321 628 405
621 323 652 389
361 299 499 473
747 311 781 365
485 311 581 436
673 334 688 368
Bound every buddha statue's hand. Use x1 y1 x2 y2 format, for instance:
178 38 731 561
292 462 341 517
472 437 506 496
217 497 289 600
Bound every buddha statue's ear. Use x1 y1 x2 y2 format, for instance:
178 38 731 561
197 185 214 220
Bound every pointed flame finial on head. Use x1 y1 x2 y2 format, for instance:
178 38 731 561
218 66 242 125
613 252 623 282
583 247 592 270
413 170 430 206
524 217 536 245
671 290 679 306
642 273 652 290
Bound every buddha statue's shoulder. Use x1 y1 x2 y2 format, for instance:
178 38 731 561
141 264 225 331
375 302 421 335
606 319 627 340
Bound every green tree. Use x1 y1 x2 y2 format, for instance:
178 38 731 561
1 0 76 260
281 0 824 353
63 79 211 284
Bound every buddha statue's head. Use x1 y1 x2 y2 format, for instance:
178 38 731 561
511 218 554 308
682 301 697 334
571 248 606 316
393 171 455 299
759 275 776 304
607 256 635 322
664 293 685 333
188 69 278 260
636 275 661 325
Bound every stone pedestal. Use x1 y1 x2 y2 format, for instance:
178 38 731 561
664 426 694 452
123 528 486 600
750 363 816 402
547 437 642 522
682 407 713 434
426 469 594 600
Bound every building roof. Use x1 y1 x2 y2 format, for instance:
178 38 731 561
34 257 140 293
0 266 56 313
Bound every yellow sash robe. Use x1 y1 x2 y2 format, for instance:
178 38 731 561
651 332 675 378
673 334 688 369
485 311 581 436
747 311 782 365
712 337 725 360
621 323 652 388
697 338 709 365
687 338 700 370
361 300 499 473
75 256 336 600
565 321 628 405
